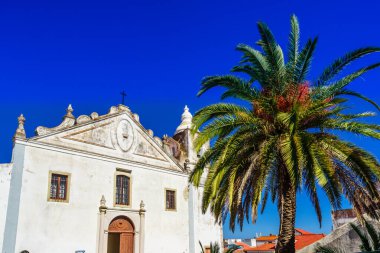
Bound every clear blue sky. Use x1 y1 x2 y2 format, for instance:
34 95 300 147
1 0 380 239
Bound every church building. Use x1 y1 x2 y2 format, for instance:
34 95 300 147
0 104 223 253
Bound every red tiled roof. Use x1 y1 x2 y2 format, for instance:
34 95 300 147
295 234 325 250
235 242 257 251
249 231 325 252
295 228 312 235
250 243 276 251
255 235 277 241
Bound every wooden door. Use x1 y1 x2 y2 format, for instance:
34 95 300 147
108 217 134 253
120 233 134 253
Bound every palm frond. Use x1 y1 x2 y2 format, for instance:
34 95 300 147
337 89 380 111
351 222 373 252
287 14 300 72
314 245 345 253
313 62 380 100
256 21 285 73
318 47 380 85
294 37 318 83
197 75 258 101
364 220 380 250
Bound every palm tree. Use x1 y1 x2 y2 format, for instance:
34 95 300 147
189 15 380 253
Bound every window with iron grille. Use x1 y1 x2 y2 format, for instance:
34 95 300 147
165 189 176 210
50 174 68 200
116 175 130 205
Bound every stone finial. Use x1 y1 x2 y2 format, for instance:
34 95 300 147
90 112 99 120
100 195 106 207
147 129 154 137
175 105 193 135
14 114 26 139
65 104 75 119
118 104 130 112
140 200 145 210
154 136 162 146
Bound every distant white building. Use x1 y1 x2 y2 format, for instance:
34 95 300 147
225 238 256 247
0 104 222 253
331 209 356 230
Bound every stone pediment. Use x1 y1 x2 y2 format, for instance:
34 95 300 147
62 121 115 149
29 105 184 172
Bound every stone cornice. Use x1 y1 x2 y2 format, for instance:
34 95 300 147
14 139 189 177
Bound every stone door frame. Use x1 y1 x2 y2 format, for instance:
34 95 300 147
97 196 145 253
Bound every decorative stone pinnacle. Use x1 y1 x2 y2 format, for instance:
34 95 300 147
65 104 75 119
140 200 145 210
100 195 106 207
175 105 193 135
18 114 25 125
14 114 26 139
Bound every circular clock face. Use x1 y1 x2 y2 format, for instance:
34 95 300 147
116 119 134 151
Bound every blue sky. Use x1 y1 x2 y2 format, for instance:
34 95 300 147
1 0 380 239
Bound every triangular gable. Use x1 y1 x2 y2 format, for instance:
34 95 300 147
29 105 184 173
63 121 115 149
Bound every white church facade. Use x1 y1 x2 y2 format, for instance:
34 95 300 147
0 104 223 253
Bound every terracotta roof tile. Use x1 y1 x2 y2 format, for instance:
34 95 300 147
250 243 276 251
295 228 312 235
255 235 277 241
234 241 257 251
295 234 325 250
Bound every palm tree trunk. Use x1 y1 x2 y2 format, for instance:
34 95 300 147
275 178 296 253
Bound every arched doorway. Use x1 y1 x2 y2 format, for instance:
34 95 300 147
107 216 134 253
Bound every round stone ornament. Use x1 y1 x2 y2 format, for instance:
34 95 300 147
116 119 134 151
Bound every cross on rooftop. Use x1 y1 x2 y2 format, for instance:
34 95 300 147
120 90 127 105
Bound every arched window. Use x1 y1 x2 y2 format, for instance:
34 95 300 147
115 175 130 206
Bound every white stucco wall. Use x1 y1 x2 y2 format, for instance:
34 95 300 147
196 187 223 250
0 163 12 251
3 144 221 253
4 144 191 253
